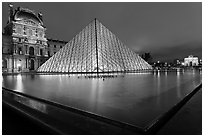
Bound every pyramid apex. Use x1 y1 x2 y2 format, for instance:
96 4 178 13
94 18 99 24
94 18 101 24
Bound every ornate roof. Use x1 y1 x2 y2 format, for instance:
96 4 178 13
14 8 43 25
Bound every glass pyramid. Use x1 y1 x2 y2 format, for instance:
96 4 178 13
37 19 152 73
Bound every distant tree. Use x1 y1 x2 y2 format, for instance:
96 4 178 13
140 52 152 64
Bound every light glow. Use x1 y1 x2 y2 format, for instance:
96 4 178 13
17 63 21 67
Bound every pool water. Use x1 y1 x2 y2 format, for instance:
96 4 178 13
2 70 202 128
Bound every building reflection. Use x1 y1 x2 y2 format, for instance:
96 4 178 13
15 74 24 93
30 74 35 80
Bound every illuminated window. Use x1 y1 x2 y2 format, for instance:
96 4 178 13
18 47 22 55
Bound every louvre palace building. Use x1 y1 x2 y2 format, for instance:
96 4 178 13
2 4 67 73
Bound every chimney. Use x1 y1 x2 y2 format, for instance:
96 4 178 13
8 4 13 22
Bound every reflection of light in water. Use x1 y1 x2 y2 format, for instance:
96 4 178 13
192 69 195 75
176 72 181 98
156 72 161 105
90 79 99 110
177 70 180 76
15 74 24 93
165 71 168 76
157 71 160 77
90 78 103 111
57 75 63 90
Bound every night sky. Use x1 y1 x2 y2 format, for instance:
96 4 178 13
2 2 202 62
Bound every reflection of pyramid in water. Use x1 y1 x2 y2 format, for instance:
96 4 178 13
38 19 152 73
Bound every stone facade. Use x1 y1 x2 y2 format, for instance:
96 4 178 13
2 4 67 73
47 38 67 57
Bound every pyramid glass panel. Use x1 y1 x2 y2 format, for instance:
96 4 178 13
37 19 152 73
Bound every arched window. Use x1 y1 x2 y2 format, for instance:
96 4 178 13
29 47 34 55
40 49 43 56
30 59 35 70
18 47 22 54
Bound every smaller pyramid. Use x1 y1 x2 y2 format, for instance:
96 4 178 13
38 19 152 73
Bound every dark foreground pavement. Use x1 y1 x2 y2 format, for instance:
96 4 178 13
2 88 202 135
157 88 202 135
2 103 52 135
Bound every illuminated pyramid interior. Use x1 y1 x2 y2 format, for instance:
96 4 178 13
37 19 152 73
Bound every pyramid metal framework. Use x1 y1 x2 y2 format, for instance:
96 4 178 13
37 19 152 73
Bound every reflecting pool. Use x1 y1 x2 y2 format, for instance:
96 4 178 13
2 70 202 128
